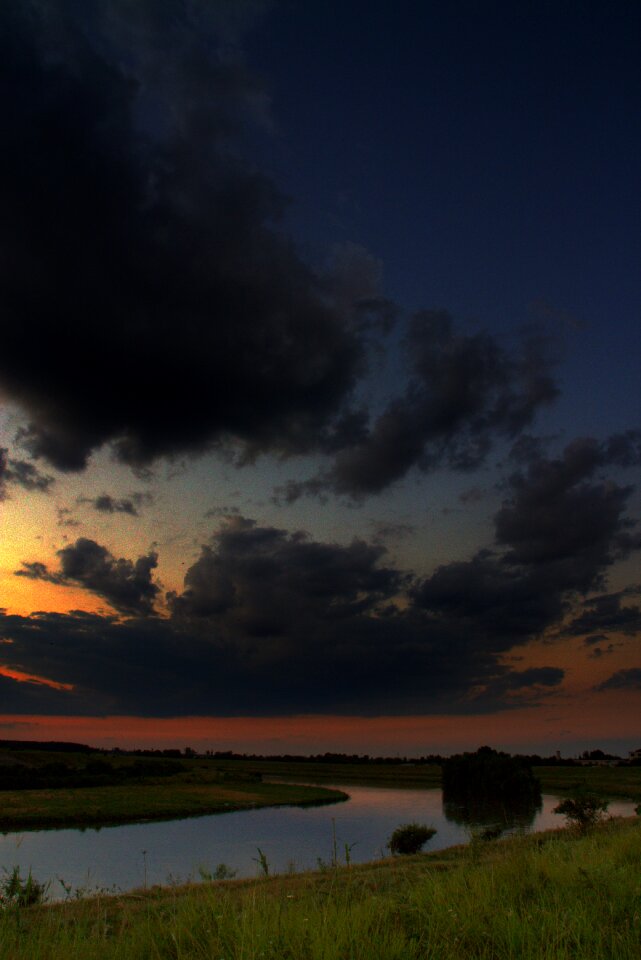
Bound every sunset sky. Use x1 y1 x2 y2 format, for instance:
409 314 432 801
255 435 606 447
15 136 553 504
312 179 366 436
0 1 639 757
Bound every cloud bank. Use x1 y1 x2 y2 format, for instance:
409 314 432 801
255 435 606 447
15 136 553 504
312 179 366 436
6 433 638 717
0 4 558 499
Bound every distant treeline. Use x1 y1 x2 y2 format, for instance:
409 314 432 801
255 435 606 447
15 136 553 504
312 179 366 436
192 750 588 766
1 740 637 765
0 758 185 791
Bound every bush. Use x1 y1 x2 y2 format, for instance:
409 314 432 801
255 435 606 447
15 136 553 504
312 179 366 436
0 867 48 908
387 822 436 855
553 791 609 831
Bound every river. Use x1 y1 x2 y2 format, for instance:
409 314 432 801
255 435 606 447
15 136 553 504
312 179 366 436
0 785 635 899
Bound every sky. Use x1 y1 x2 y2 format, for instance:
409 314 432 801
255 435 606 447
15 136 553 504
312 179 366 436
0 0 639 757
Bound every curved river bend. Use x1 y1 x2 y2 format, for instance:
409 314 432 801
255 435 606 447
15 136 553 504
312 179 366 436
0 785 635 898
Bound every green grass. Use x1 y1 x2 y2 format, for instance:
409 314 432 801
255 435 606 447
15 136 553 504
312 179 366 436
1 817 639 958
212 757 444 787
535 765 641 802
0 766 347 830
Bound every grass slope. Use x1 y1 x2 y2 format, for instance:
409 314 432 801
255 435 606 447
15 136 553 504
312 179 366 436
1 817 639 959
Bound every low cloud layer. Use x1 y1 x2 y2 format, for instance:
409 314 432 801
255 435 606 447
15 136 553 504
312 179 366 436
3 513 564 717
7 429 638 716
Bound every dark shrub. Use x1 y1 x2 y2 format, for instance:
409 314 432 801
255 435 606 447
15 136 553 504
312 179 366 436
387 822 437 855
553 791 609 831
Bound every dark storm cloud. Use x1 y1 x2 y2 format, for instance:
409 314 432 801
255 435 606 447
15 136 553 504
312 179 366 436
0 674 87 715
412 436 641 647
286 312 558 500
0 448 54 497
168 516 405 624
562 590 641 638
3 429 637 717
494 438 641 591
0 1 363 473
161 516 564 715
595 668 641 692
14 561 66 586
0 1 561 492
78 491 154 516
0 515 561 717
476 666 564 704
15 539 160 616
0 606 562 720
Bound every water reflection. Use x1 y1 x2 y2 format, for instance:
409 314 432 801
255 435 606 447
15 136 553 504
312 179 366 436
442 794 542 839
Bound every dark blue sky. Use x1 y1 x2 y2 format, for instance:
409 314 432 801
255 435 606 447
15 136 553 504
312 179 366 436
248 1 640 435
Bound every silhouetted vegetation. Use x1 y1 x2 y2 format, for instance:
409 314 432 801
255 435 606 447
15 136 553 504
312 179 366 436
387 823 437 855
442 746 542 805
553 790 609 831
0 757 187 791
441 746 542 836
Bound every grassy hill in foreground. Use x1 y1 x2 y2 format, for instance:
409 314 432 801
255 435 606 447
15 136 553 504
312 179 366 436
1 817 639 959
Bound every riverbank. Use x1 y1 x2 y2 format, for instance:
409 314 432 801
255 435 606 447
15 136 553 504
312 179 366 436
2 816 639 959
0 749 349 830
0 780 347 831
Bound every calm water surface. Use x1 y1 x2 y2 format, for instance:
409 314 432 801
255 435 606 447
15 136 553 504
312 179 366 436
0 785 635 899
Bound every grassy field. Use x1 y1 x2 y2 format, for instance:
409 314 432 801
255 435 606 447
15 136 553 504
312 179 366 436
0 752 348 830
0 780 347 830
535 765 641 802
213 757 444 787
1 816 638 958
212 757 641 801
